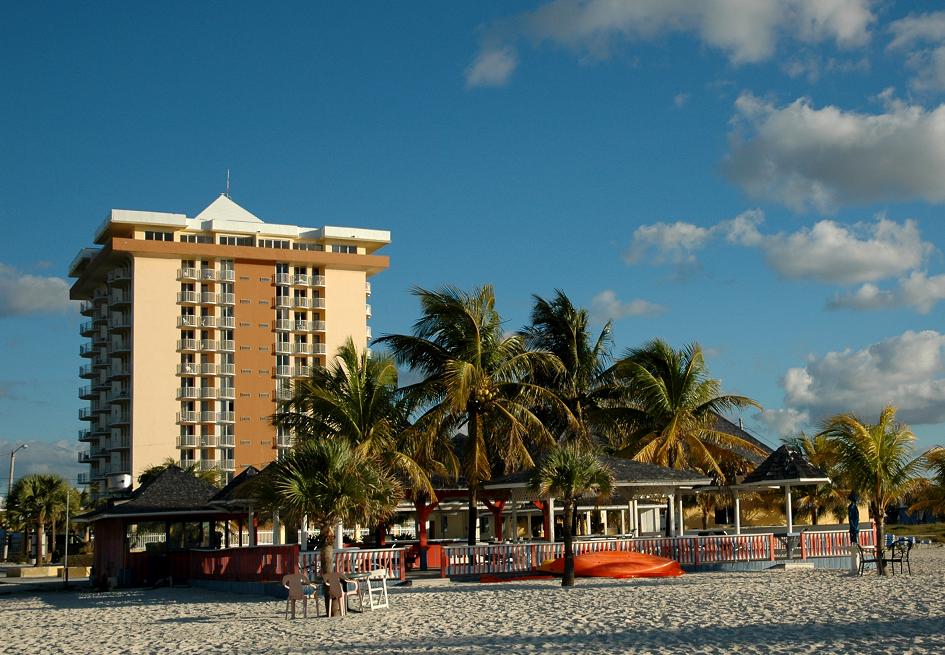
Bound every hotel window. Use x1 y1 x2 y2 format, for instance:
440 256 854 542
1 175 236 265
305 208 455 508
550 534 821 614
259 239 289 249
292 242 324 251
330 244 357 254
180 234 213 243
144 231 173 241
219 235 255 246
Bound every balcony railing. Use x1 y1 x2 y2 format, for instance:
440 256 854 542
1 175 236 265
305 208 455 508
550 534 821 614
297 320 326 332
78 429 92 441
177 338 198 351
177 268 200 281
177 315 198 328
177 434 199 448
178 291 200 304
366 304 372 318
275 273 292 285
312 275 326 287
366 281 372 296
78 451 90 463
275 296 292 308
107 267 131 283
199 387 218 398
199 339 219 352
79 364 94 378
292 296 311 308
110 413 131 425
218 387 236 399
219 293 235 305
108 388 131 402
275 434 294 448
111 339 131 352
219 340 235 352
77 473 90 485
177 411 199 424
292 274 311 286
79 408 93 420
79 385 94 399
80 320 95 336
177 387 200 399
80 300 95 316
201 292 218 305
276 365 312 378
200 268 219 281
109 315 131 330
111 365 131 377
110 291 131 305
366 325 372 339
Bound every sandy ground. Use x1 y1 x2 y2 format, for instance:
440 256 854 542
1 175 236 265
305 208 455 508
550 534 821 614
2 548 944 655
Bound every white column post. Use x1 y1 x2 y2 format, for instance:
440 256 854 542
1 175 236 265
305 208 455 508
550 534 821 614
734 493 742 535
678 496 685 536
668 494 676 538
334 523 344 550
301 514 309 551
546 497 556 543
601 510 608 535
272 511 281 546
620 509 626 535
585 511 592 535
511 502 519 543
785 485 794 533
247 509 256 547
630 500 638 535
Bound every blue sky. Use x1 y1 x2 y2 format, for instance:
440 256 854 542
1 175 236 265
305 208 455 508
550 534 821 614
3 1 945 485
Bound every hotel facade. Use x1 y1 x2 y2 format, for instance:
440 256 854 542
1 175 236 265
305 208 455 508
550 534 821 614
70 195 389 499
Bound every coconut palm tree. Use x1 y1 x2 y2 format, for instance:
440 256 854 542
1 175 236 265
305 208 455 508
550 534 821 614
254 438 401 577
819 406 924 575
273 337 446 498
8 474 68 564
907 446 945 519
611 339 763 476
531 443 613 587
521 290 621 445
137 457 222 488
376 285 571 545
783 432 847 525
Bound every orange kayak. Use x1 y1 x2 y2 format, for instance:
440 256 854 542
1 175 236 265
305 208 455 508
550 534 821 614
538 550 684 578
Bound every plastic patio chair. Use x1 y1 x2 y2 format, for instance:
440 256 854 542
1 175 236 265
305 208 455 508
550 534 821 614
282 570 316 619
322 572 358 617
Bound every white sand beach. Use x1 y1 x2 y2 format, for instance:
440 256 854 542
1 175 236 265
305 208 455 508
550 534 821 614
2 548 944 655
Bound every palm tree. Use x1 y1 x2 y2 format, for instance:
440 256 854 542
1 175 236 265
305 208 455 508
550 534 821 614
907 446 945 519
521 290 620 445
611 339 763 476
785 432 850 524
8 474 67 564
273 337 445 499
138 457 223 488
255 438 401 577
376 285 571 545
819 406 924 575
531 443 613 586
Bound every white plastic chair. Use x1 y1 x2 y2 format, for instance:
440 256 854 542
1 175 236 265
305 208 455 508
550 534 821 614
359 567 389 611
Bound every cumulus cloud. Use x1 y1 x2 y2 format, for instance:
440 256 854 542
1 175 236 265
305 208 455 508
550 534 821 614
466 0 875 87
0 263 74 317
590 290 665 322
753 408 810 438
782 330 945 426
465 47 518 88
625 212 932 285
725 92 945 212
888 12 945 92
829 271 945 314
0 439 84 486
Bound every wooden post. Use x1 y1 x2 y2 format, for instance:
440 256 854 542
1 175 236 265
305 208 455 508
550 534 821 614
733 493 741 535
800 532 808 560
482 499 507 541
769 533 776 561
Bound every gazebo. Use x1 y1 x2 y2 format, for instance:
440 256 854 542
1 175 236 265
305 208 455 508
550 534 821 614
482 455 712 540
737 445 831 534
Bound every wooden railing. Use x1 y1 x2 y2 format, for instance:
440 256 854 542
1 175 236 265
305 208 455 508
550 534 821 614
299 547 407 581
190 545 300 581
801 527 876 559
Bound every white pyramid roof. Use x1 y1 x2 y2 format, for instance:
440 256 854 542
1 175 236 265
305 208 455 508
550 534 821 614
194 194 263 224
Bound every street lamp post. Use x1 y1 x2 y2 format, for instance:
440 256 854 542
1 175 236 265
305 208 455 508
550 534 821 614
4 443 29 562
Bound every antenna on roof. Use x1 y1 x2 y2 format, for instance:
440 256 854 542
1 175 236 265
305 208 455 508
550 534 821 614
225 169 231 198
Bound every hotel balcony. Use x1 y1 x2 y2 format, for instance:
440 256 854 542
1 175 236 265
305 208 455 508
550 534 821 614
177 290 200 304
177 315 198 328
78 429 93 442
79 385 95 400
79 342 95 357
111 365 131 378
219 293 235 305
78 451 90 463
366 281 371 296
106 267 132 283
176 387 201 400
275 434 294 448
79 364 94 378
110 413 131 425
109 315 132 330
177 267 200 281
92 354 110 368
177 338 199 352
179 267 234 283
80 320 95 336
366 304 372 318
291 296 311 309
93 288 108 302
80 300 95 316
77 473 90 485
89 444 108 459
108 387 131 403
275 365 312 378
218 387 235 399
366 325 372 339
111 338 131 353
275 387 293 401
108 435 130 450
177 411 200 424
93 308 109 324
79 408 94 421
109 290 131 305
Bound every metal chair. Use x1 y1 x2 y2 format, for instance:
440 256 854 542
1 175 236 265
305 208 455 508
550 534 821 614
855 543 878 575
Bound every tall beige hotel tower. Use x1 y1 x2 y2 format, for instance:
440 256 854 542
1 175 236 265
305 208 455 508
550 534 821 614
70 195 389 499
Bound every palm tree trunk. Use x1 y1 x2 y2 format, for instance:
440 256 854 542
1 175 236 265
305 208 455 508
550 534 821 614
873 502 887 576
562 499 576 587
466 411 481 546
36 511 45 566
320 526 335 575
467 487 478 546
51 517 57 563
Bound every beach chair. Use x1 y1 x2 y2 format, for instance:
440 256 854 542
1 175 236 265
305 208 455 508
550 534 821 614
357 567 390 611
855 543 878 576
322 572 358 617
282 570 316 619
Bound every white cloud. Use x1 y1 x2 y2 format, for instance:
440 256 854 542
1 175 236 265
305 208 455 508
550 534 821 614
829 271 945 314
590 290 665 322
0 439 83 487
753 408 810 438
624 221 714 265
673 93 690 108
888 12 945 92
465 47 518 88
467 0 874 87
725 93 945 212
626 212 932 285
782 330 945 426
0 263 74 317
